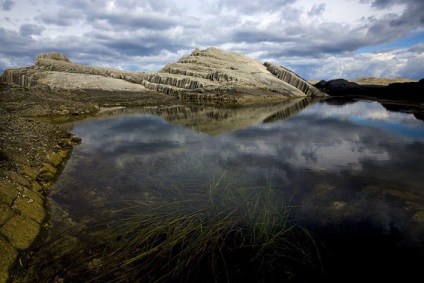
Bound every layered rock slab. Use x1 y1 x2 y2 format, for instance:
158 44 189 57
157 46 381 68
1 48 326 108
142 47 326 101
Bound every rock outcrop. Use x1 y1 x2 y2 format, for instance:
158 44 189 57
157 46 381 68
264 62 325 97
141 48 326 101
1 48 327 106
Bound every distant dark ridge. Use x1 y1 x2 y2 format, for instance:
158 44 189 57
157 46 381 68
315 78 424 102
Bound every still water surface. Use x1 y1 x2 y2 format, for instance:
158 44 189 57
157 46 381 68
45 98 424 281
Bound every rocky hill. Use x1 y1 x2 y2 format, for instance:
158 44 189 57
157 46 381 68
1 48 326 106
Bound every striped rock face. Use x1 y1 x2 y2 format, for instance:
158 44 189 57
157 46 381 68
1 48 327 103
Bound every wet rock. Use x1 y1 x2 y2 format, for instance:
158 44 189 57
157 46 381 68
0 236 18 283
414 210 424 223
0 203 14 226
0 215 41 250
0 181 18 205
0 109 78 282
13 195 46 224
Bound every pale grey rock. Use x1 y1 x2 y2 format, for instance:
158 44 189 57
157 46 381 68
36 52 71 63
140 47 327 101
1 48 328 102
264 62 326 97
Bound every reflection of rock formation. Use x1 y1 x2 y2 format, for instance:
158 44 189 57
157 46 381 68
63 97 319 135
145 98 317 135
263 98 314 123
320 97 424 122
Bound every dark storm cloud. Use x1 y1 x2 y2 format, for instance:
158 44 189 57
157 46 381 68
2 0 15 11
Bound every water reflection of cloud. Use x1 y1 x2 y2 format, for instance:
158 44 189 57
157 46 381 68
73 115 206 153
71 101 422 178
216 115 390 171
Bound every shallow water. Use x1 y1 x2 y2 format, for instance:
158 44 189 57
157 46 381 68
24 98 424 281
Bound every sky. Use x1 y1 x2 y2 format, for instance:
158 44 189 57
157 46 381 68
1 0 424 80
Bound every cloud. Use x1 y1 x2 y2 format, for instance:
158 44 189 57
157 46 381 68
19 24 45 37
2 0 15 11
37 9 84 27
308 3 326 17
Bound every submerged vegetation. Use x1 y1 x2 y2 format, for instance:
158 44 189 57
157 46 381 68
14 159 322 282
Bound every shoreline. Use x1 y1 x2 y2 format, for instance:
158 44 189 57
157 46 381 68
0 49 421 282
1 89 424 282
0 108 80 283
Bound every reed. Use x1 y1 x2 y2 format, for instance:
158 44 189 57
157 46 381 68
86 168 321 282
15 159 321 282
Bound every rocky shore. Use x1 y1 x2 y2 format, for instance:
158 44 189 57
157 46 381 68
0 48 327 282
1 47 422 282
0 109 80 282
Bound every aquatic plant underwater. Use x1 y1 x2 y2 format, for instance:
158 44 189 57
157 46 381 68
14 159 322 282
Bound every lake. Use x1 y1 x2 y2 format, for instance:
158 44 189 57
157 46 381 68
16 97 424 282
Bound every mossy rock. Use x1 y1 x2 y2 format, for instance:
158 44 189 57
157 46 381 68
19 186 44 206
22 165 38 179
58 149 70 158
414 210 424 223
11 173 31 187
37 163 58 183
0 181 18 205
13 197 46 224
31 181 43 193
0 236 18 283
46 152 64 167
0 203 14 226
0 215 41 250
41 163 58 174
